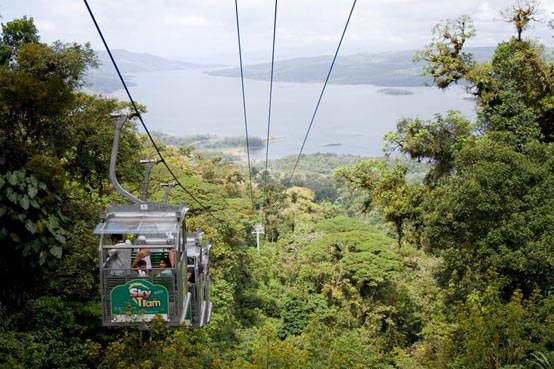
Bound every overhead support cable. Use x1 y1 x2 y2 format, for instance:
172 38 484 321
264 0 278 185
234 0 256 213
289 0 357 182
83 0 219 221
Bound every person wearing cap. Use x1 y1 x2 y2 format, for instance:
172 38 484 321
131 235 152 269
167 235 176 267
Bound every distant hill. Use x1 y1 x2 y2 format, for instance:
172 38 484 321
84 46 512 93
94 49 207 73
84 49 216 93
207 47 498 86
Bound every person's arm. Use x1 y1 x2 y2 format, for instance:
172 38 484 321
168 248 175 268
132 248 152 268
131 249 145 268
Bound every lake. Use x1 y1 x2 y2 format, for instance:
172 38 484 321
111 68 476 160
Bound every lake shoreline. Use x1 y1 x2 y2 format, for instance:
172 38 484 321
111 69 475 159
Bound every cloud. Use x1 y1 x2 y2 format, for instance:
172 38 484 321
2 0 553 62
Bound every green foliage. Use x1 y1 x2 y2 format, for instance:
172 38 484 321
206 136 264 150
377 8 554 368
304 230 400 289
287 173 339 202
474 39 554 143
259 183 288 242
0 168 69 306
0 17 110 309
297 316 390 369
423 139 554 299
384 110 473 185
335 159 422 246
261 153 363 203
0 39 97 169
0 16 39 64
151 131 213 146
500 0 541 41
169 175 228 214
314 215 371 233
279 290 327 338
223 324 308 369
0 330 43 369
531 351 554 369
0 297 94 369
44 187 102 302
294 217 411 341
100 319 214 369
414 15 475 88
65 94 143 194
444 287 554 369
417 16 554 144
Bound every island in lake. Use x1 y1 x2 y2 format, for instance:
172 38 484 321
377 88 414 96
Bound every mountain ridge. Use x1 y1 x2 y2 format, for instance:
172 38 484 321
206 47 498 86
85 46 503 93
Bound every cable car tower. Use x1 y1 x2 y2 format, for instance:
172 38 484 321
94 113 212 328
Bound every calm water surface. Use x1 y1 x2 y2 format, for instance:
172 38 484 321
112 69 476 160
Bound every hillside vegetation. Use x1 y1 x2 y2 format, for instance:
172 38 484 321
1 5 554 368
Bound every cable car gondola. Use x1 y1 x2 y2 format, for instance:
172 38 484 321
93 113 212 327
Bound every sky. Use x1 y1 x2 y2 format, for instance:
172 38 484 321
1 0 554 65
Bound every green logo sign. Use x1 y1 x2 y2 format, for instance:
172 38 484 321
111 279 169 322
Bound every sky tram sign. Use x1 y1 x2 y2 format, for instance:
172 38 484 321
111 280 169 322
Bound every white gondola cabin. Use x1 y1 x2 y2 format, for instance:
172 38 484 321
94 203 212 327
94 113 212 327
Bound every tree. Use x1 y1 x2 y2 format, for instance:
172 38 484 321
226 325 308 369
500 0 541 41
64 94 143 195
384 110 473 186
261 183 287 242
423 138 554 300
391 8 554 366
279 289 327 338
0 165 70 307
445 285 554 368
473 39 554 143
335 160 419 246
299 319 389 369
0 18 97 171
0 18 105 308
414 15 475 89
416 12 554 143
0 16 39 64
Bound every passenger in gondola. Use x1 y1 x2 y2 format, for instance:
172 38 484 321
168 248 175 268
157 257 173 277
105 234 131 276
136 260 148 277
187 267 195 285
131 235 152 269
166 235 175 267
